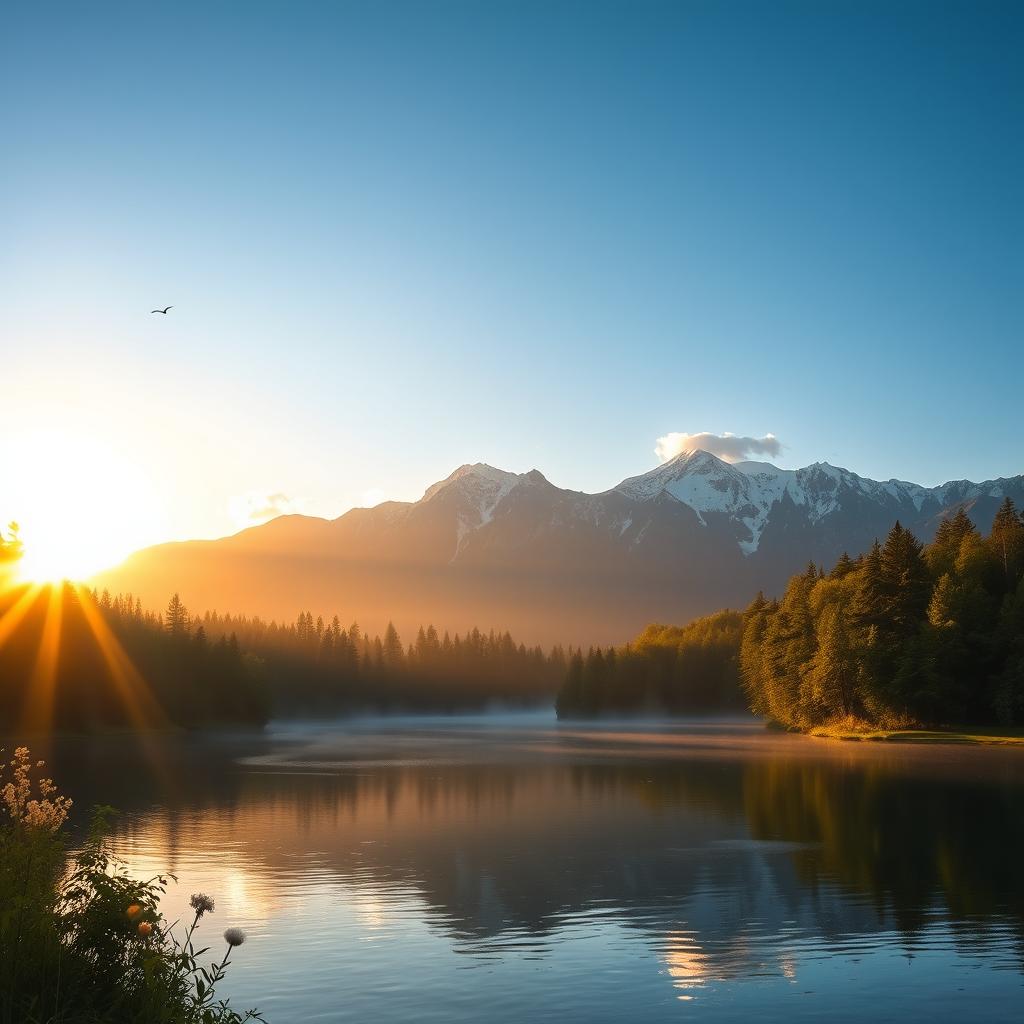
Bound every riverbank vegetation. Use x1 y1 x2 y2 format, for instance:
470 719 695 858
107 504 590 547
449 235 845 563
805 724 1024 745
0 746 263 1023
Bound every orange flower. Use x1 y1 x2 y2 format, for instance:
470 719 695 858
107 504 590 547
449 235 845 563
127 904 142 919
137 921 153 937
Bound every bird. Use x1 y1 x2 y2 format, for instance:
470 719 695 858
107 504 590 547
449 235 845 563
150 305 173 314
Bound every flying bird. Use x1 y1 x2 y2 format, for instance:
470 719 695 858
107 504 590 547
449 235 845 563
150 305 173 314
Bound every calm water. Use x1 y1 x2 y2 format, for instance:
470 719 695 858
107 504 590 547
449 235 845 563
45 715 1024 1022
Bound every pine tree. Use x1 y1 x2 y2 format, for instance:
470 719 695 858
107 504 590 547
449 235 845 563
929 507 978 577
165 593 189 638
807 604 854 719
850 541 885 631
425 625 440 657
990 497 1024 590
993 576 1024 724
382 622 404 666
879 522 930 636
830 552 856 580
739 593 770 716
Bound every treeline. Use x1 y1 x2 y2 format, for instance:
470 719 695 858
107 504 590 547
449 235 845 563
0 582 568 730
741 500 1024 729
556 610 745 717
189 606 568 712
0 584 268 731
555 500 1024 727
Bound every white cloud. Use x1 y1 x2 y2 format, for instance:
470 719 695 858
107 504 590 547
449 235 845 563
228 490 300 528
655 431 783 464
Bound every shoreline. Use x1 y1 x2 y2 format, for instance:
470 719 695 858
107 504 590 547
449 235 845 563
806 725 1024 746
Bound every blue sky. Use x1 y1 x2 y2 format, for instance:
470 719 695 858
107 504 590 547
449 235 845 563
2 0 1022 550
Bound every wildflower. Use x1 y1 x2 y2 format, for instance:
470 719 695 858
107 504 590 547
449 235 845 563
127 903 143 919
190 892 215 918
138 921 153 937
224 927 246 947
1 748 71 830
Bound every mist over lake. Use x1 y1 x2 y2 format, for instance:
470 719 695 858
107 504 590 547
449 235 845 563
43 716 1024 1023
4 2 1023 1019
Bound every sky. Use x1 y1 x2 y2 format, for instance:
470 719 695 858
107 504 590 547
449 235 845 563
1 0 1022 566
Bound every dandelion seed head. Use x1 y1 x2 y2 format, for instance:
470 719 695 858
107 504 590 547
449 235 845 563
138 921 153 937
224 927 246 947
190 892 215 917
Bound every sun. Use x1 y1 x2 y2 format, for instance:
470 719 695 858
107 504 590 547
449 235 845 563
3 431 163 583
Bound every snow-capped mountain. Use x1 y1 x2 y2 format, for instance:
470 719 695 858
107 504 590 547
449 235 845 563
94 453 1024 645
612 450 1012 558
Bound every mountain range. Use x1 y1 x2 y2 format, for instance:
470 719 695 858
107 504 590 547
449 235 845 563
93 451 1024 645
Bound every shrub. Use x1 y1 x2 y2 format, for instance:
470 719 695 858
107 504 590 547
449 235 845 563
0 747 265 1024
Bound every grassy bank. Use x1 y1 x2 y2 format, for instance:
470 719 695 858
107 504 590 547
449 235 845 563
806 724 1024 746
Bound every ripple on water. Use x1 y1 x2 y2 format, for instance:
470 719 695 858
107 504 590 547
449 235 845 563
55 720 1024 1023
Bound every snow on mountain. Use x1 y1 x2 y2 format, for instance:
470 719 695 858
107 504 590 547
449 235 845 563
400 454 1022 561
615 451 783 552
94 450 1024 647
613 451 1021 556
420 463 523 505
420 463 529 559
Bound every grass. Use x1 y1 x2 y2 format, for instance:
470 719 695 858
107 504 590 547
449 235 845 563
807 723 1024 746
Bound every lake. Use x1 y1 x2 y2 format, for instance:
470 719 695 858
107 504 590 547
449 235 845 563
43 715 1024 1022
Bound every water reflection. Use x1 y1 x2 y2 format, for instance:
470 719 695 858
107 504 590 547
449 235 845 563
42 719 1024 1022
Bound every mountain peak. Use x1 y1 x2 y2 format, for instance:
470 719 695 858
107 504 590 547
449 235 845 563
614 449 744 503
420 463 521 503
662 448 732 472
95 454 1024 647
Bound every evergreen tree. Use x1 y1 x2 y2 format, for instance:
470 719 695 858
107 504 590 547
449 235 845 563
738 508 1024 730
807 603 855 719
990 497 1024 591
879 521 930 637
830 552 856 580
165 593 190 638
382 622 404 666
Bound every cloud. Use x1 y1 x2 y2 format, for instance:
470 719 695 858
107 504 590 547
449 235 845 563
228 490 300 528
655 432 783 464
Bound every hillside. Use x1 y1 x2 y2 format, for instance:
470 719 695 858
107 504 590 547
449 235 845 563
92 451 1024 645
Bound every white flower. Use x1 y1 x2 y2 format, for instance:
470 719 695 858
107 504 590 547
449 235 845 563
224 927 246 947
190 892 215 918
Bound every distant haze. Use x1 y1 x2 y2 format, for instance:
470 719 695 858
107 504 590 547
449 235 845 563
92 451 1024 647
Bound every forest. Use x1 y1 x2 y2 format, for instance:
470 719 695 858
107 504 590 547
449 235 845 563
555 610 745 717
741 499 1024 729
3 501 1023 731
1 514 566 729
192 606 566 712
557 499 1024 728
0 583 268 731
